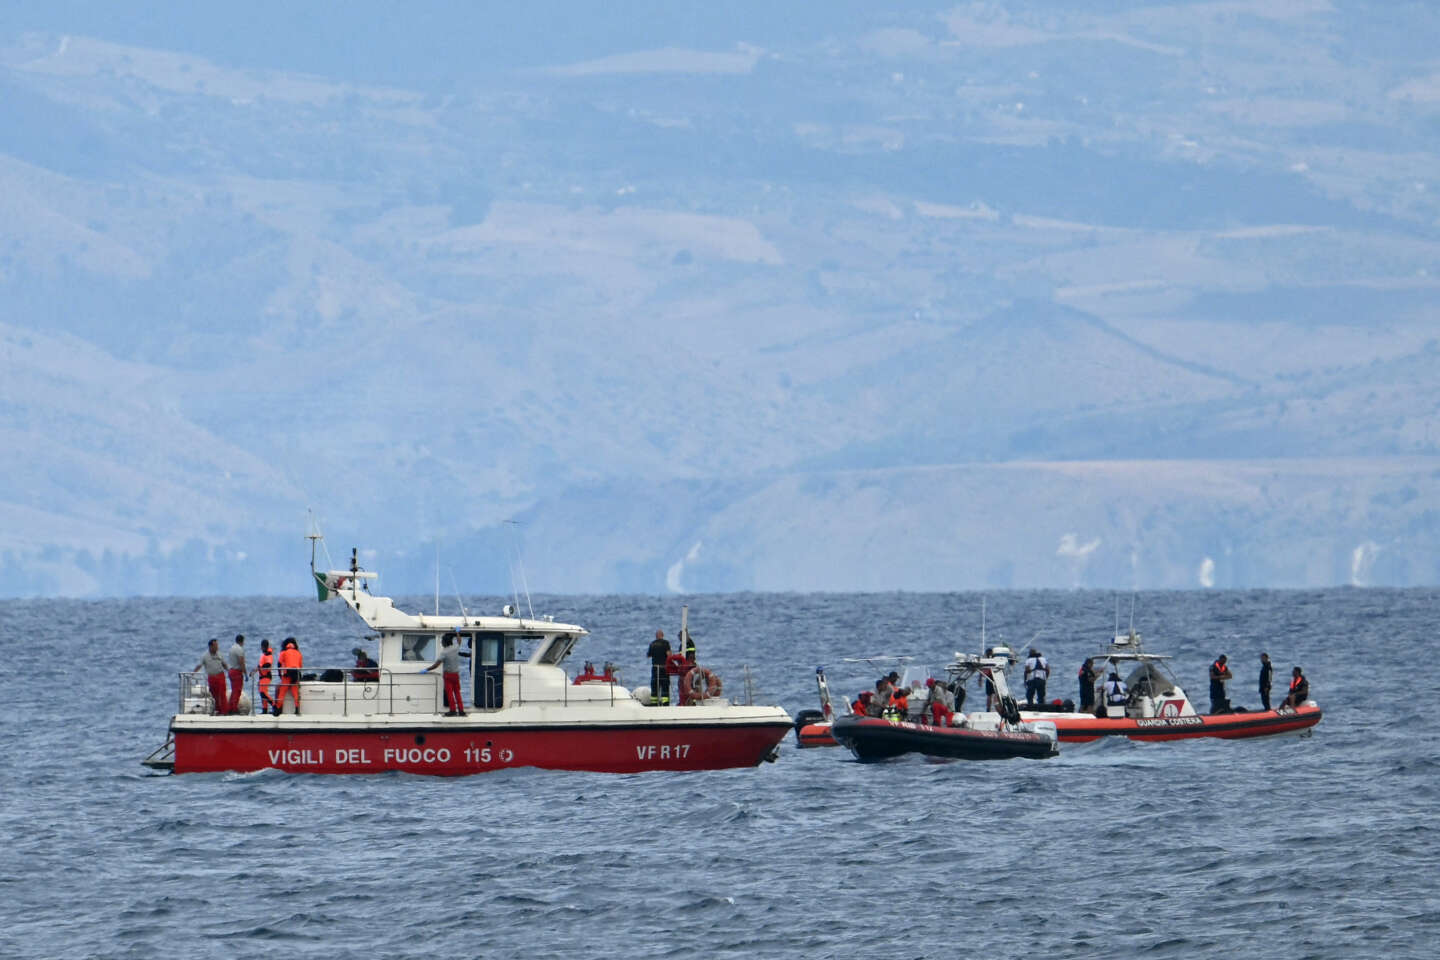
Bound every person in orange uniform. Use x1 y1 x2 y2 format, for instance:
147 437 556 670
274 637 303 716
256 639 277 715
890 686 909 720
925 678 955 726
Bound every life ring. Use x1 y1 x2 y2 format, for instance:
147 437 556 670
666 653 690 676
685 666 721 702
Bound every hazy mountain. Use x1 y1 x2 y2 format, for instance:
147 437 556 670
2 2 1438 596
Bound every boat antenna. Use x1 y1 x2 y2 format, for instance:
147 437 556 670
505 519 535 621
981 596 987 649
306 509 334 574
448 568 471 623
434 543 440 616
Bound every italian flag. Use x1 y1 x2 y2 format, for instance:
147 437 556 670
313 571 348 602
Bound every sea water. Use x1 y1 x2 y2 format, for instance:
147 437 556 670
2 588 1436 959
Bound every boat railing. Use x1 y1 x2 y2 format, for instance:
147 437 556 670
499 662 770 708
175 667 437 717
173 659 775 716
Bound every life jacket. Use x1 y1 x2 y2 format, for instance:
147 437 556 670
278 647 303 671
1289 674 1304 692
1212 660 1227 678
258 651 274 679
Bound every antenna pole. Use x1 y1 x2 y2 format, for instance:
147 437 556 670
449 568 471 623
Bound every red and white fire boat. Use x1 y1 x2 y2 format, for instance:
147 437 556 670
143 547 792 776
952 631 1322 743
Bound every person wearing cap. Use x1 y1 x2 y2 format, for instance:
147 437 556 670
225 634 248 715
423 632 467 716
256 639 277 714
274 637 303 716
1258 652 1274 711
351 646 379 683
194 639 228 715
1209 654 1233 714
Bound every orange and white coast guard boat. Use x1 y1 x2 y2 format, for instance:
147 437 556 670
954 631 1322 743
142 546 792 776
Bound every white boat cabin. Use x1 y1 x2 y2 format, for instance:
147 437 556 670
1078 631 1199 719
176 566 646 718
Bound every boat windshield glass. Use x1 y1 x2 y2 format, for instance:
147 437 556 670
401 634 435 662
471 632 545 663
537 634 577 665
1122 661 1178 696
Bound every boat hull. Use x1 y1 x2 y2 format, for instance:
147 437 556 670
795 721 839 748
1027 703 1323 742
831 715 1058 762
169 716 792 775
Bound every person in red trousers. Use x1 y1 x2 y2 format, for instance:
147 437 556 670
423 633 467 716
194 639 228 715
225 634 248 714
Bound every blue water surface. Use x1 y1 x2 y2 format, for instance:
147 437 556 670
2 588 1435 959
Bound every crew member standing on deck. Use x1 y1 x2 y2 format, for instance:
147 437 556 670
647 629 671 705
424 632 467 716
225 634 248 715
1259 652 1274 711
1078 658 1096 711
194 639 228 715
682 629 697 664
275 637 303 716
256 639 277 715
1209 654 1233 714
1023 648 1049 706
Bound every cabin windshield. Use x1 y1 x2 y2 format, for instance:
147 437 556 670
1122 661 1178 697
537 634 578 665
